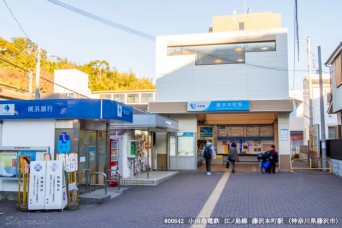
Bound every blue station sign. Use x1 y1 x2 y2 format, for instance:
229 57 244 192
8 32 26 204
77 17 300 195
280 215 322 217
187 100 249 112
0 99 133 123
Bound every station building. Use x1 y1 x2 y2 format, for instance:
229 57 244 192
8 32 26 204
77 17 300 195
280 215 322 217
149 12 293 171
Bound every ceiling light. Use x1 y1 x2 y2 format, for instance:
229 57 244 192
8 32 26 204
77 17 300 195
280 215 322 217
214 59 223 63
234 47 244 52
237 58 244 62
260 47 269 50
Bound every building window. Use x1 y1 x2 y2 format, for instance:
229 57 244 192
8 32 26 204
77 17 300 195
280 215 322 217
141 93 153 103
100 94 112 100
167 41 275 65
328 126 336 139
113 94 125 103
335 53 342 88
127 93 139 103
239 22 244 31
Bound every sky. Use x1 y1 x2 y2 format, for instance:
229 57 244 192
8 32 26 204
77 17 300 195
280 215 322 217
0 0 341 89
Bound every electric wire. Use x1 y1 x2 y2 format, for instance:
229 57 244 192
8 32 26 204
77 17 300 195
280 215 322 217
48 0 155 41
2 0 29 39
47 0 309 73
0 56 91 98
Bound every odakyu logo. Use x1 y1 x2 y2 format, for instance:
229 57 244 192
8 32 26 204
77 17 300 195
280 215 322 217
34 163 43 172
189 103 197 109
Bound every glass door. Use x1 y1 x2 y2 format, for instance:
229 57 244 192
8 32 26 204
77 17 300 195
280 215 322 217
88 131 97 184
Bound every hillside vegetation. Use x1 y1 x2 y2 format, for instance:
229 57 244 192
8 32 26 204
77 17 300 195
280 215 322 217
0 37 155 93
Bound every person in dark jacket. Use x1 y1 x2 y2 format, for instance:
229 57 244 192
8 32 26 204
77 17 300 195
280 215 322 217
228 142 239 173
202 140 215 175
268 145 278 174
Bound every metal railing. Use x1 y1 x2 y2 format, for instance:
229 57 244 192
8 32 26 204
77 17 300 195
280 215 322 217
106 169 121 191
89 172 107 195
290 157 332 173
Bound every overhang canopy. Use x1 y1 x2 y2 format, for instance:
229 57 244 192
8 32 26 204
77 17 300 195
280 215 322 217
110 114 178 132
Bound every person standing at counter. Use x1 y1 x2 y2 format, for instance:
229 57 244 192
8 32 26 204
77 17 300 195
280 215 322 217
202 140 215 175
228 142 239 173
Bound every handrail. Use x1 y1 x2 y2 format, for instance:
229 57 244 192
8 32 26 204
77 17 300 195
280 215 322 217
89 172 107 195
290 157 332 173
106 169 121 191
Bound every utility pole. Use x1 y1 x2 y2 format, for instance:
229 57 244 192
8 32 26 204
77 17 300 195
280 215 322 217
35 46 41 99
28 71 33 97
318 46 327 170
307 37 313 126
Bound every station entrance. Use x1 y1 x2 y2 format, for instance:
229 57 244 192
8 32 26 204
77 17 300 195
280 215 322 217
196 112 279 172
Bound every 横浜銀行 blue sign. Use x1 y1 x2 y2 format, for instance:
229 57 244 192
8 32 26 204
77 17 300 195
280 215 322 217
0 99 133 123
187 100 249 112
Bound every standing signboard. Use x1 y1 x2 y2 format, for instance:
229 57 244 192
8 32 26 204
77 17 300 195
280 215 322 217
45 160 67 210
28 161 47 210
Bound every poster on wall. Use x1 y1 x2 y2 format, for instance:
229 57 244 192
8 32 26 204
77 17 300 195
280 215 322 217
0 152 17 177
177 132 195 156
309 124 320 158
0 147 49 177
200 127 213 138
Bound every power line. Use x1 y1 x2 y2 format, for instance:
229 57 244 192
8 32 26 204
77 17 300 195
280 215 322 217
0 56 90 98
2 0 29 39
47 0 309 73
48 0 155 41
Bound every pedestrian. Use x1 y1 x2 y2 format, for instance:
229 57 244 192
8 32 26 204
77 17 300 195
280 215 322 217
202 140 215 175
257 152 264 173
228 142 239 173
268 145 278 174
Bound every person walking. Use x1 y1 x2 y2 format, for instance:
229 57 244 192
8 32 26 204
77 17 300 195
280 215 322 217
202 140 215 175
228 142 239 173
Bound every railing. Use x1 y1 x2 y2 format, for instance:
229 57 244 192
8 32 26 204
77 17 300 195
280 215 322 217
89 172 107 195
290 157 332 173
106 169 121 191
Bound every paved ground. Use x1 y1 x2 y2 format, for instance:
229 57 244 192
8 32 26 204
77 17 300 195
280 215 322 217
1 170 342 228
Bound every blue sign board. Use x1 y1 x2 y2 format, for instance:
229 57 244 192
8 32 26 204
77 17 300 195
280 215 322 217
0 99 133 123
57 132 71 153
200 127 213 137
187 100 249 112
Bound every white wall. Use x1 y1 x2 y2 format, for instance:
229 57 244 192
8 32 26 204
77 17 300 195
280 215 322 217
54 69 90 97
2 120 56 158
170 114 197 132
278 113 291 155
156 29 288 102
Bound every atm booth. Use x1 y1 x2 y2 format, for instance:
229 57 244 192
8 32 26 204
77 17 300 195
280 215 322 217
0 99 133 194
110 113 178 178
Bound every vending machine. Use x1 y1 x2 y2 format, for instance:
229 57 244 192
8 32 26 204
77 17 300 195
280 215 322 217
109 139 119 187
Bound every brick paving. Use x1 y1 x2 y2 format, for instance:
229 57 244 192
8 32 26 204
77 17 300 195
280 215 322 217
1 170 342 228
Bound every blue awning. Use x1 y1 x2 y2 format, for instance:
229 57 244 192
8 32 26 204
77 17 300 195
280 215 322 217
0 99 133 123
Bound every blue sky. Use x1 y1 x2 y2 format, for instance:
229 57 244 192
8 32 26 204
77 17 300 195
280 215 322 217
0 0 341 89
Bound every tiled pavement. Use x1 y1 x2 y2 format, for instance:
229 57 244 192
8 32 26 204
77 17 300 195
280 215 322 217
1 170 342 227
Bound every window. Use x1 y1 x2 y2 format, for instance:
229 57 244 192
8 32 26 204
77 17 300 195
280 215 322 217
167 41 275 65
127 93 139 103
141 93 153 103
113 94 125 103
335 53 342 88
100 94 112 100
328 127 336 139
239 22 244 31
